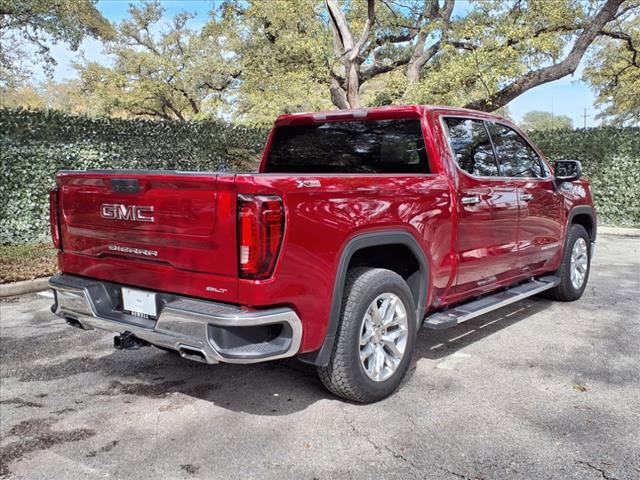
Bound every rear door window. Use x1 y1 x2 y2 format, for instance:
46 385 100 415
486 123 546 178
443 117 500 177
264 119 429 173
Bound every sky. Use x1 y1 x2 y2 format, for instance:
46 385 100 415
39 0 601 127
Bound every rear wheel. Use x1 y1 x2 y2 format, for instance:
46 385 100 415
547 224 591 301
317 268 417 403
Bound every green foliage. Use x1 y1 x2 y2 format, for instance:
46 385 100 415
0 108 268 245
0 0 114 90
5 1 633 124
520 111 573 132
1 109 637 245
76 1 237 121
0 80 88 113
582 9 640 125
531 127 640 227
217 0 334 125
212 0 634 122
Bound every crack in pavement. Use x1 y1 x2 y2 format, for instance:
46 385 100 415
340 405 421 472
437 467 478 480
340 405 479 480
576 460 619 480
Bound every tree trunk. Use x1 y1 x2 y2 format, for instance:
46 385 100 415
329 76 350 109
325 0 374 109
345 63 361 108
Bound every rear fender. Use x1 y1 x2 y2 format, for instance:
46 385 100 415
298 230 429 366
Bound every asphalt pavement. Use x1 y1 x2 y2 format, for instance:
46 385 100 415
1 234 638 479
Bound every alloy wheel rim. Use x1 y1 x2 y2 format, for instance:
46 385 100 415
359 293 408 382
570 237 588 290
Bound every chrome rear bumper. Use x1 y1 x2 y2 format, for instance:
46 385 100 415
49 274 302 364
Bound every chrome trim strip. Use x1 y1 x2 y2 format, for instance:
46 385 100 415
49 275 303 365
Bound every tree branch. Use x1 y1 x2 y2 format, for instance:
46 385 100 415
348 0 375 62
465 0 626 112
407 0 455 82
325 0 355 57
599 28 640 87
361 53 412 81
325 0 376 108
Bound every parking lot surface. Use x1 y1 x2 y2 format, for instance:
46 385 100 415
1 235 639 479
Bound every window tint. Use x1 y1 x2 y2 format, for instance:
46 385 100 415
264 119 429 174
444 118 499 177
487 123 545 178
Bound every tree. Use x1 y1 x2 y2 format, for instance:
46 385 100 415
75 1 238 120
583 7 640 125
219 0 634 124
0 0 114 90
217 0 335 125
520 111 574 131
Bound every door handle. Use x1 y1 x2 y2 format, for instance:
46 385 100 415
520 193 534 202
461 195 481 205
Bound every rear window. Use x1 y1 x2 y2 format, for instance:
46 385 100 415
264 119 429 174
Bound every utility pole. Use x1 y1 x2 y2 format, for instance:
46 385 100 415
581 108 589 129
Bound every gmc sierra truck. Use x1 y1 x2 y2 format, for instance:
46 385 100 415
48 105 596 403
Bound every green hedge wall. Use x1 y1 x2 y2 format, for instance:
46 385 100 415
530 127 640 228
0 108 638 245
0 108 269 244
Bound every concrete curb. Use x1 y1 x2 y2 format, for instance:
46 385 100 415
598 226 640 237
0 277 50 298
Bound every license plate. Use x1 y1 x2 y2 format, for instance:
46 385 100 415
122 287 157 318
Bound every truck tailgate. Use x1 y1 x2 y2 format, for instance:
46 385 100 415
56 171 239 301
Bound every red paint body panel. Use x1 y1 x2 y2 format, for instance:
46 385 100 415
234 173 453 351
53 105 596 356
57 172 240 303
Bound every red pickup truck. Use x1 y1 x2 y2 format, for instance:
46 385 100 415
48 105 596 403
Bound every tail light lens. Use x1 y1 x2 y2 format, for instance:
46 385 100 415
49 187 62 250
237 194 284 279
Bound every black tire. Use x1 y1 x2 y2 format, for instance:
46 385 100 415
546 224 591 301
317 268 417 403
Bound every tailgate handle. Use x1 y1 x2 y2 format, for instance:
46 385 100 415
111 179 140 194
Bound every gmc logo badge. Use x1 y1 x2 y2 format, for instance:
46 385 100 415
101 204 154 223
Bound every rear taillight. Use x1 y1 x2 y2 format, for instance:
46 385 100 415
49 188 62 250
237 194 284 279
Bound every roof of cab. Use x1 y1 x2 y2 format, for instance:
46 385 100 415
274 104 507 126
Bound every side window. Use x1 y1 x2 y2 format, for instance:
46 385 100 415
444 117 499 177
487 123 545 178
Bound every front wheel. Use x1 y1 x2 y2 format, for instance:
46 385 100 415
317 268 417 403
546 224 591 301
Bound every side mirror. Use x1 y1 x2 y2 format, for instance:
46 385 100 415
554 160 582 182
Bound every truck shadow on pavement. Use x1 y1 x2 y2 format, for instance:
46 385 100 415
0 295 558 417
87 296 553 415
413 297 551 361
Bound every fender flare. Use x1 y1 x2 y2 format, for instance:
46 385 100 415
298 230 429 367
567 205 597 242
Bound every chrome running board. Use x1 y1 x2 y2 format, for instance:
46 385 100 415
423 275 560 330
